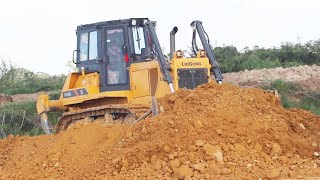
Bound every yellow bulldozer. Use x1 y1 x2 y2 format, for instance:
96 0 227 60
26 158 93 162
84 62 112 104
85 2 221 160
36 18 223 134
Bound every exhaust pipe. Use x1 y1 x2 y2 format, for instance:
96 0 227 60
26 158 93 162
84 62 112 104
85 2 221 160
170 26 178 60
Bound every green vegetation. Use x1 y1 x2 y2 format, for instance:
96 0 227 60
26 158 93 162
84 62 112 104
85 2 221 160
265 79 320 115
0 101 40 137
0 59 64 137
214 40 320 73
0 101 62 137
269 79 300 94
0 60 65 95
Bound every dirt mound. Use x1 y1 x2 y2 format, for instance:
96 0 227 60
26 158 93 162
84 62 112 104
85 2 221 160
224 65 320 92
1 82 320 179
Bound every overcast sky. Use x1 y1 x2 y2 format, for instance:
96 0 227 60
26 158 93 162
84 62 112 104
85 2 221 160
0 0 319 75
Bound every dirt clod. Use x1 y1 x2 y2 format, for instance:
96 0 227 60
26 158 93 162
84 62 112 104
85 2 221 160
265 168 281 179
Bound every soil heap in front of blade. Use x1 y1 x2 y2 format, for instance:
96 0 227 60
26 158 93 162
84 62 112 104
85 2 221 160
0 82 320 179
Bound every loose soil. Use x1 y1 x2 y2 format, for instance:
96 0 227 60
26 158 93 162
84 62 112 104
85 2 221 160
1 82 320 179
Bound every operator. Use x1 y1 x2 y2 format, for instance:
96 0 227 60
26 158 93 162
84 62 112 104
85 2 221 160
107 40 126 84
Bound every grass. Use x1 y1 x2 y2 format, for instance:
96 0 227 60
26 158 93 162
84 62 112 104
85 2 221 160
264 79 320 115
0 100 62 137
268 79 300 94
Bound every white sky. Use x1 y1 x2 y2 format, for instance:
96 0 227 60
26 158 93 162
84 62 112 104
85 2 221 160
0 0 319 75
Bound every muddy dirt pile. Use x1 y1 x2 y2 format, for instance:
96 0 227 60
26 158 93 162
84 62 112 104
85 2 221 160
224 65 320 91
1 82 320 179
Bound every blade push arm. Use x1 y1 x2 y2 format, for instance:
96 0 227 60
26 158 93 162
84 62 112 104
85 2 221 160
145 21 175 93
191 20 223 84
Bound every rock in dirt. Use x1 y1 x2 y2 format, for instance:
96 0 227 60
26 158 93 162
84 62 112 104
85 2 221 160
203 144 223 164
173 165 194 179
265 168 281 179
271 143 283 157
193 163 206 173
169 159 180 169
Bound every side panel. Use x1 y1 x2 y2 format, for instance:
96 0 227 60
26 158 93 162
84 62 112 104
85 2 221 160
131 69 150 98
61 72 101 105
129 61 171 104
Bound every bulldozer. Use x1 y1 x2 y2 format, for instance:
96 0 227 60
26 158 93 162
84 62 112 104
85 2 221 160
36 18 223 134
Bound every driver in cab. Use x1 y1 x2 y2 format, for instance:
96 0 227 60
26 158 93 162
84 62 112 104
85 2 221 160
107 40 126 84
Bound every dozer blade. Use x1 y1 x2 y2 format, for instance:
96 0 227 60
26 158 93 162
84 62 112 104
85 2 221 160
39 112 53 135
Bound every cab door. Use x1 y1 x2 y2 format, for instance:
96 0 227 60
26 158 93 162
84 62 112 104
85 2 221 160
101 25 130 91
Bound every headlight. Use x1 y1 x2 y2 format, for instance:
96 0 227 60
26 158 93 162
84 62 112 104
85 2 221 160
132 20 136 26
176 50 183 57
200 50 206 57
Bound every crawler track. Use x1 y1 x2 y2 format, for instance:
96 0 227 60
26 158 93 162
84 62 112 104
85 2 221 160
56 104 150 133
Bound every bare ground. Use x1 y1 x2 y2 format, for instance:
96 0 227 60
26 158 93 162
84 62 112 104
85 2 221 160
223 65 320 92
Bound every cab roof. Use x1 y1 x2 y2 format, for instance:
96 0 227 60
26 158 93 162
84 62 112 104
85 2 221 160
76 18 149 30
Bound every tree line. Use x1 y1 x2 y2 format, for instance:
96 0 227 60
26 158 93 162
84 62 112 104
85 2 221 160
213 39 320 73
0 60 65 95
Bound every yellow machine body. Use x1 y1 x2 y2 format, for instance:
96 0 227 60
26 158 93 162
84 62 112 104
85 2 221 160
37 54 211 115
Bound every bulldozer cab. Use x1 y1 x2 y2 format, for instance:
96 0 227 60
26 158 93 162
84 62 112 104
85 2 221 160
75 18 150 92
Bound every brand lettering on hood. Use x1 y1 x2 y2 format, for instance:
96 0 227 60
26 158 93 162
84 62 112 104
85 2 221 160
181 62 202 66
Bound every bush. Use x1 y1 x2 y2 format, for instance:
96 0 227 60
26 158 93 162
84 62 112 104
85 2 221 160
0 101 39 137
0 101 62 138
0 75 65 95
240 55 282 70
282 61 303 68
264 79 319 115
0 60 65 95
49 90 62 100
268 79 300 94
299 95 320 115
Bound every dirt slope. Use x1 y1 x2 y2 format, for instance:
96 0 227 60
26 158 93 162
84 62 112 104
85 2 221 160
0 82 320 179
223 65 320 91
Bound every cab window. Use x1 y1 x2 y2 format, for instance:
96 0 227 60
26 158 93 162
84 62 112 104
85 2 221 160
79 31 98 61
132 27 146 54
